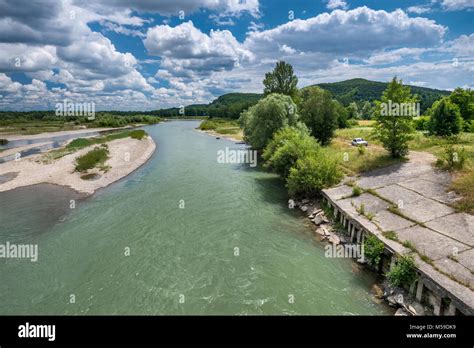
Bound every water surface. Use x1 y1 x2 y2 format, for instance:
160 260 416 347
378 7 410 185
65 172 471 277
0 121 390 315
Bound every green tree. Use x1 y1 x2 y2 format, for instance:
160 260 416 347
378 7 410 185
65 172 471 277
300 87 338 145
334 100 349 128
428 98 463 136
361 101 373 120
262 125 319 178
239 94 299 150
263 61 299 100
449 87 474 127
347 102 360 119
374 77 417 158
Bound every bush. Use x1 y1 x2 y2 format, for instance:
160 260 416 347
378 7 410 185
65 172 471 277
436 139 467 171
239 94 299 150
262 125 319 178
129 130 146 140
75 145 109 172
352 185 362 197
0 138 8 145
363 234 385 266
414 116 430 131
199 120 217 130
347 119 359 128
428 98 463 136
357 145 366 155
67 138 92 149
387 254 417 287
286 150 343 196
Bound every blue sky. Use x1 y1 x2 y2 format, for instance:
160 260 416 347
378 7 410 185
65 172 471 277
0 0 472 110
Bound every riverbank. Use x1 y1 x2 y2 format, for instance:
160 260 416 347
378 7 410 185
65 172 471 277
1 126 133 142
196 128 243 143
0 135 156 195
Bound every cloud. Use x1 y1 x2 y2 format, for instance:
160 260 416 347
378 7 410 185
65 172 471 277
441 0 474 11
76 0 260 17
244 7 446 59
326 0 348 10
407 5 432 14
144 21 253 77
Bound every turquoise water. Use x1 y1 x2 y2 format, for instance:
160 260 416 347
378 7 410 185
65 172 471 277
0 121 390 315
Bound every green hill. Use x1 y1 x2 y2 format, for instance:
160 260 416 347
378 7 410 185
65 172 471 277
311 78 450 112
151 79 450 117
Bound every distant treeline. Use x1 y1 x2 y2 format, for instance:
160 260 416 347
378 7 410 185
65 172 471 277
0 79 451 121
0 111 161 128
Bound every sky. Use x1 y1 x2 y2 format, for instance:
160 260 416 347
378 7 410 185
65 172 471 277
0 0 473 111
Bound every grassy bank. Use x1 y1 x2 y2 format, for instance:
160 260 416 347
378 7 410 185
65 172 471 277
41 129 148 163
198 119 243 140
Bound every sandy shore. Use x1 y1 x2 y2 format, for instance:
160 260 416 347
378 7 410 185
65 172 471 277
0 142 52 157
0 136 156 195
196 129 244 143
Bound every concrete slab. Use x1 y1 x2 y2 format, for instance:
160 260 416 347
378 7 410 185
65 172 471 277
398 196 455 223
396 225 469 261
373 209 416 232
425 213 474 247
398 178 459 204
434 258 474 289
419 171 453 186
357 162 433 190
457 249 474 272
322 185 354 201
338 193 388 215
375 184 424 205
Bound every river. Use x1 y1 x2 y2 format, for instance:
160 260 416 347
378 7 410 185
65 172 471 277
0 120 391 315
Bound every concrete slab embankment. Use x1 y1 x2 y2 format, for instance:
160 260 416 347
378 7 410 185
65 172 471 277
322 155 474 315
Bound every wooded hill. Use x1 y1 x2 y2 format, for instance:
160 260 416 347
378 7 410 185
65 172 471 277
151 78 449 118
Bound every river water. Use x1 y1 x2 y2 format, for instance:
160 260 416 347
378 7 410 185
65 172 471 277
0 121 391 315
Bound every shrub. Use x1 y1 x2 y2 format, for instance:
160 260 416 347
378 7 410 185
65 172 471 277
363 234 385 266
75 145 109 172
436 138 467 171
414 116 430 131
286 150 343 196
0 139 8 145
428 98 463 136
352 185 362 197
262 125 319 177
239 94 299 150
199 120 217 130
67 138 92 149
129 129 146 140
347 119 359 128
387 254 417 287
357 145 366 155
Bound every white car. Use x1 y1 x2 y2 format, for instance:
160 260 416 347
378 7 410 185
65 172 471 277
351 138 368 146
